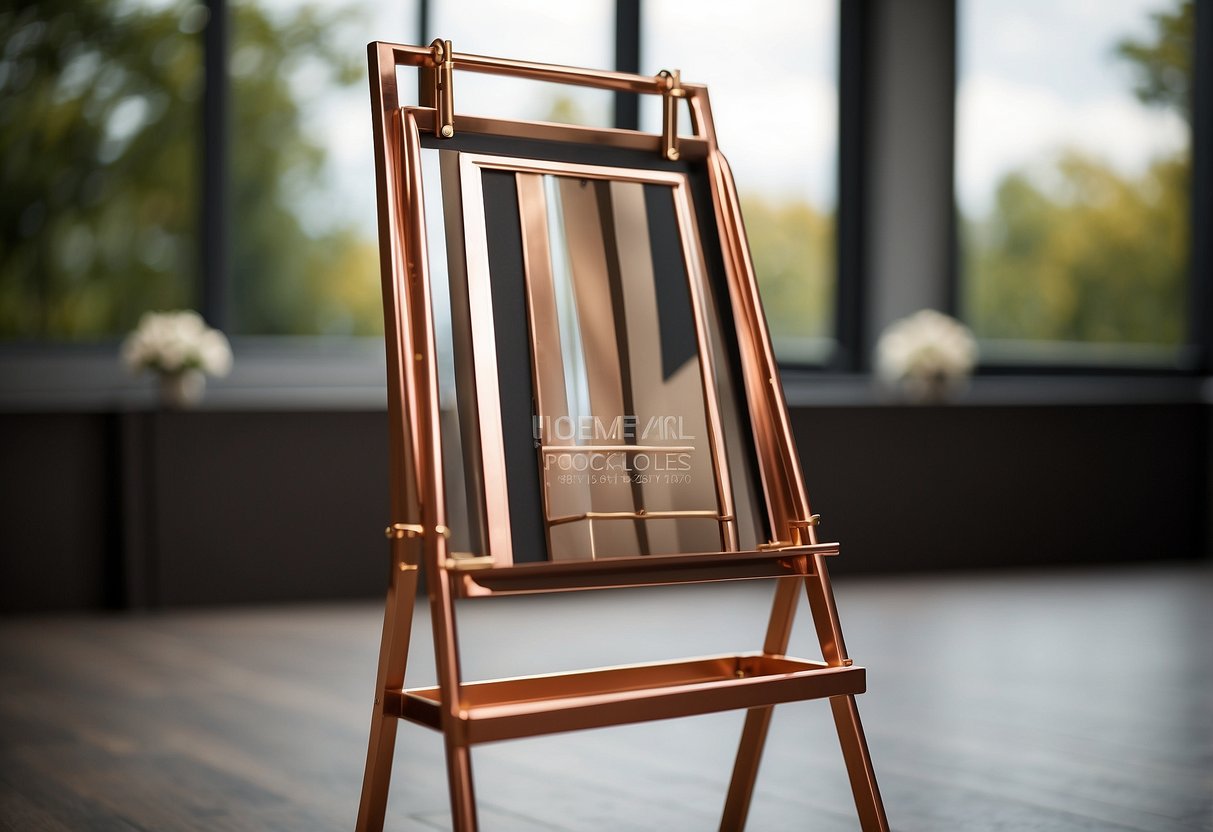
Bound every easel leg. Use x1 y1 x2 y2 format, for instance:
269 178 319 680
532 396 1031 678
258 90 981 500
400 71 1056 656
357 713 399 832
830 694 889 831
720 578 800 830
805 556 889 831
444 738 479 831
719 706 773 831
430 566 479 831
356 561 420 832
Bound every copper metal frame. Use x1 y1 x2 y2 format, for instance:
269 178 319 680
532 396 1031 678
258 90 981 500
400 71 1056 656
358 40 889 832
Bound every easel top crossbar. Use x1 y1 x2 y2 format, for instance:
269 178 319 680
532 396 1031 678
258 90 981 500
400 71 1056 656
370 40 708 97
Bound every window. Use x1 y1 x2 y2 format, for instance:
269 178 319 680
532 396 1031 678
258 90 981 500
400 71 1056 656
228 0 417 335
0 0 205 340
642 0 840 364
227 0 614 335
957 0 1193 364
2 0 841 360
428 0 615 128
13 1 1199 383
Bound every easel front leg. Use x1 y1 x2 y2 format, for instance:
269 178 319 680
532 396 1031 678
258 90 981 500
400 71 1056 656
830 694 888 831
430 566 479 831
356 553 421 832
719 706 774 831
805 555 889 832
357 713 400 832
720 577 800 830
443 737 478 832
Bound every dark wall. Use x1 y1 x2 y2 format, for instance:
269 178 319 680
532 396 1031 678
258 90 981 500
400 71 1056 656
1 410 390 612
0 414 117 611
791 403 1209 572
141 411 390 606
1 402 1208 612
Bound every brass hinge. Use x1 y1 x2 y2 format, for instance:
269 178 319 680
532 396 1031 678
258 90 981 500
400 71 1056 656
658 69 684 161
430 38 455 139
385 522 451 573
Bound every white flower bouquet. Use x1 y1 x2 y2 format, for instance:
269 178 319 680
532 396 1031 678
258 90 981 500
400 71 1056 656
874 309 977 402
121 310 232 377
121 311 232 406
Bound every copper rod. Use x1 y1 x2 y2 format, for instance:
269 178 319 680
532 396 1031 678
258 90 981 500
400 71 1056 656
804 553 851 666
547 509 730 527
399 107 478 830
719 576 803 827
382 41 706 98
830 695 890 831
719 707 773 830
715 151 814 529
357 43 425 832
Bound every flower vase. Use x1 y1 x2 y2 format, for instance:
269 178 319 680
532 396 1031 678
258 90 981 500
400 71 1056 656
899 370 955 404
158 368 207 409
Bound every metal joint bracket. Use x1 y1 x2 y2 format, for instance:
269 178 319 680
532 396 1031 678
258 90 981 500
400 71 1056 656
443 554 496 571
658 69 684 161
385 523 452 540
430 38 455 139
790 514 821 546
758 515 821 550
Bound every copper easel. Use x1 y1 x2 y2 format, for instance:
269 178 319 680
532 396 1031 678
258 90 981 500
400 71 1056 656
357 40 889 831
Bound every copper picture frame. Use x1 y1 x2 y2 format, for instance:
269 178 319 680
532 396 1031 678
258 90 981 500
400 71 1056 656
357 39 889 831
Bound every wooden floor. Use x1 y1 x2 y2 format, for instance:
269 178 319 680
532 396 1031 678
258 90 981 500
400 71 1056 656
1 563 1210 831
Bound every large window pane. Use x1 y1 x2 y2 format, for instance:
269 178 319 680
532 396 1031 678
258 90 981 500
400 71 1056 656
229 0 416 335
957 0 1192 361
0 0 203 340
229 0 612 336
642 1 839 363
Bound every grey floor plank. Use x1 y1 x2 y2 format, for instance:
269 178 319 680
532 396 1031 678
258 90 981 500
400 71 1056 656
0 563 1210 831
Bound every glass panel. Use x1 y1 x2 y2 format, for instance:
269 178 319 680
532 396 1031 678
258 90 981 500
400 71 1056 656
429 0 614 128
957 0 1191 358
0 1 202 339
228 0 417 335
642 0 840 363
434 151 766 564
420 148 481 556
520 174 725 560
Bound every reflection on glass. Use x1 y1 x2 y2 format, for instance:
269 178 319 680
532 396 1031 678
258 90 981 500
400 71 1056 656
544 176 592 428
957 0 1191 355
420 148 481 556
520 174 727 560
